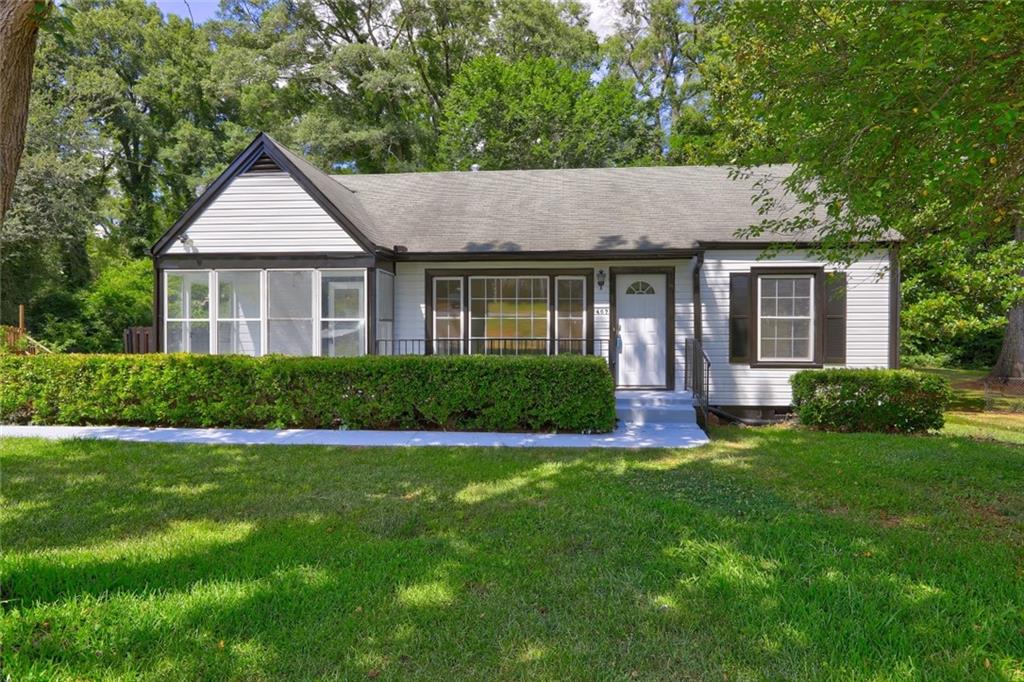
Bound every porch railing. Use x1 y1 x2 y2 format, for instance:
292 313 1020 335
375 337 611 359
684 337 711 428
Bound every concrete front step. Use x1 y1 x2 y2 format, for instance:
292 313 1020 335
615 391 697 426
615 392 694 408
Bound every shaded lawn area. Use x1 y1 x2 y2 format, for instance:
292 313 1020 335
916 367 1024 413
2 429 1023 680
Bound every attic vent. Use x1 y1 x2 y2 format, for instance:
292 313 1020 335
246 154 281 173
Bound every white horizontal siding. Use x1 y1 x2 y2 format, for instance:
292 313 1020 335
393 259 695 390
701 249 892 406
163 172 365 254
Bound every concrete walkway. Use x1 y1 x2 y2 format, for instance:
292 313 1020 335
1 422 709 449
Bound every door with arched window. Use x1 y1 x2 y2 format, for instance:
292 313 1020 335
614 273 669 388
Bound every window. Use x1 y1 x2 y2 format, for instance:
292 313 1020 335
758 275 813 361
165 271 210 353
321 270 365 356
433 278 463 355
217 271 261 356
267 270 314 355
625 280 655 295
469 276 548 354
555 276 586 354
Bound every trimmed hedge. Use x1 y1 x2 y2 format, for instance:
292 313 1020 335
0 353 616 433
791 368 952 434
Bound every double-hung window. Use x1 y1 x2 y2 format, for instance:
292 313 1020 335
433 278 463 355
757 274 814 362
165 271 211 353
555 276 586 354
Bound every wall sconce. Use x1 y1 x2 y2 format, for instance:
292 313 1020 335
596 269 606 291
178 234 193 246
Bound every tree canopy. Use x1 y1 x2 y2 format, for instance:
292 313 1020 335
709 0 1024 375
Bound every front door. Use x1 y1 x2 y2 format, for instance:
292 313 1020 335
615 273 668 388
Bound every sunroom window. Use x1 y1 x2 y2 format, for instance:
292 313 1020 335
758 275 813 361
267 270 314 355
164 268 368 356
321 270 365 356
165 271 210 353
217 271 261 356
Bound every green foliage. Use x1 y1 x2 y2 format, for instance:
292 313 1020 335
213 0 602 173
901 238 1024 368
438 55 656 169
791 369 952 434
713 1 1024 259
603 0 737 164
0 353 616 432
32 257 152 352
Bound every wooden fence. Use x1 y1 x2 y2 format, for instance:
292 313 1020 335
123 326 156 354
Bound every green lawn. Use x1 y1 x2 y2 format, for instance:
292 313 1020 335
914 367 1024 413
2 427 1022 680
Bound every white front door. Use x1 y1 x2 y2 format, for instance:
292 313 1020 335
616 273 667 388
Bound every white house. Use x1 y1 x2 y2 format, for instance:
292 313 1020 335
151 134 899 421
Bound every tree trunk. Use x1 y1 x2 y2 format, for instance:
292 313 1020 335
990 225 1024 378
0 0 44 222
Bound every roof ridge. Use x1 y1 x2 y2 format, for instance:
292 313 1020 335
330 163 797 180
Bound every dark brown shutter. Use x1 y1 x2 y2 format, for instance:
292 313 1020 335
823 272 847 364
729 273 752 363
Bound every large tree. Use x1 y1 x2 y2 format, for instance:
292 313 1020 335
712 0 1024 377
604 0 738 163
437 55 656 170
49 0 232 255
211 0 601 171
0 0 54 222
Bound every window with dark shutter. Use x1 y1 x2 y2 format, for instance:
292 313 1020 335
823 272 847 364
729 273 751 363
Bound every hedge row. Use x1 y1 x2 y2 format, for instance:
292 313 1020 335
791 368 952 433
0 353 617 433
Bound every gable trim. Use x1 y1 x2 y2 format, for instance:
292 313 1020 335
151 133 379 257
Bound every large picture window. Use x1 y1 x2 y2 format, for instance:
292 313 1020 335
469 276 549 354
758 274 813 361
165 271 210 353
217 271 261 356
427 270 592 356
321 270 365 356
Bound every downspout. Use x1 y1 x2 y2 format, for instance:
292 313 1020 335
692 252 704 343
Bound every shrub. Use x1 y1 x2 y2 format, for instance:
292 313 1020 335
0 353 616 433
791 368 952 434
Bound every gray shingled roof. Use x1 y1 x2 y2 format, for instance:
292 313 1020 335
256 135 895 254
332 165 831 253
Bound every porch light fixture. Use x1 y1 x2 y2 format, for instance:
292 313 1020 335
596 269 606 291
178 234 193 246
